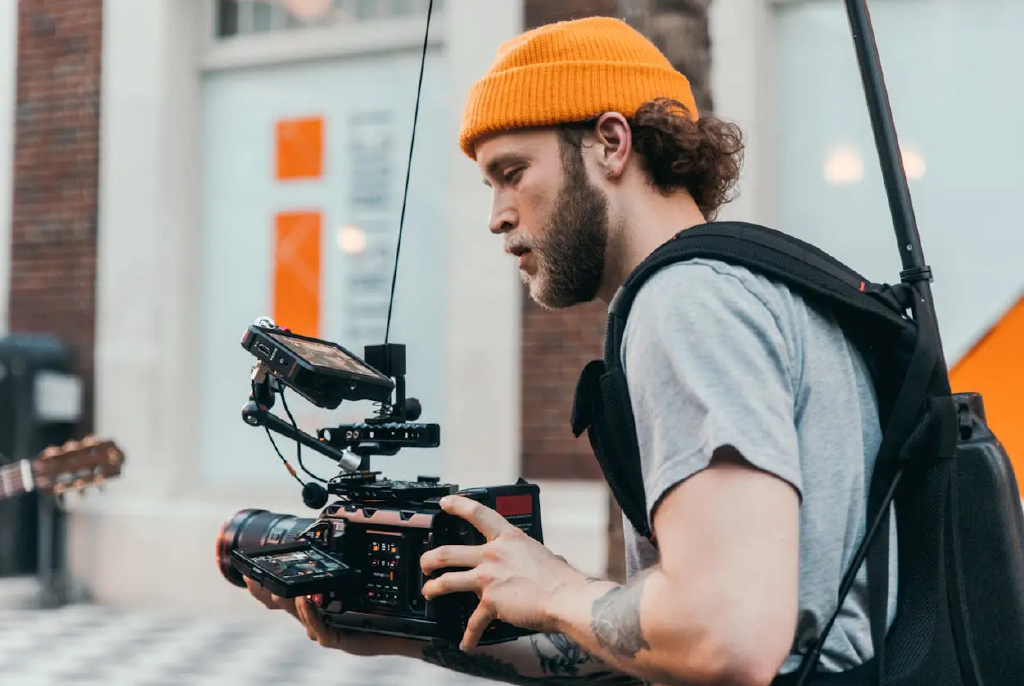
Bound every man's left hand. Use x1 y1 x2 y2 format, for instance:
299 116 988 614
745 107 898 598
419 494 593 652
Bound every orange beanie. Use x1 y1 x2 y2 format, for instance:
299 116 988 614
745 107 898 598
459 16 699 160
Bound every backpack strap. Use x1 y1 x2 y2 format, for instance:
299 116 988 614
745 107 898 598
572 221 957 684
791 309 956 685
573 221 913 544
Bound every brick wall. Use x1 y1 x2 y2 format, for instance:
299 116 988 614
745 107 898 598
10 0 102 436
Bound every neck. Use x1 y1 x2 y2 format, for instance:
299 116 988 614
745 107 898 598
597 189 708 303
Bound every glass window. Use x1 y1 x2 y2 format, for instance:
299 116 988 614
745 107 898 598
215 0 442 39
771 0 1024 362
197 51 451 486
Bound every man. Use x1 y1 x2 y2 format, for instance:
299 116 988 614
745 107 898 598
245 15 895 686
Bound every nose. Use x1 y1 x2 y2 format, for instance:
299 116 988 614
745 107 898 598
488 194 516 235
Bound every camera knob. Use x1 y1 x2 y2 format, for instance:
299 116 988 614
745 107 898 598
418 475 440 484
404 397 422 421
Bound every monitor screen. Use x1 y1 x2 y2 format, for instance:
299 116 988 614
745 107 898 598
267 332 385 380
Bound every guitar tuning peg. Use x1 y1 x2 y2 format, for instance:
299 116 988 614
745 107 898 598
82 435 99 447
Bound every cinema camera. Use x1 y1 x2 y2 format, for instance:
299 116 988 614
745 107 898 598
216 320 544 647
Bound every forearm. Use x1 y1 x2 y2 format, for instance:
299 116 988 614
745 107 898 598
419 632 647 686
551 570 766 686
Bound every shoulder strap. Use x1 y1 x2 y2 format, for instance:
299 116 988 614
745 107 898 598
600 220 908 519
599 222 953 684
608 221 911 330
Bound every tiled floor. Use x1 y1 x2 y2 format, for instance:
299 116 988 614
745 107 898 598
0 603 493 686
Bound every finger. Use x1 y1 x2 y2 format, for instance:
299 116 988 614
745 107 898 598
461 602 495 652
296 597 329 644
422 569 480 600
245 577 278 610
420 544 484 576
271 593 299 620
440 495 512 541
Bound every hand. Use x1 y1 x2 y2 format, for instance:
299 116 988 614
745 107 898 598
419 495 593 652
243 576 418 658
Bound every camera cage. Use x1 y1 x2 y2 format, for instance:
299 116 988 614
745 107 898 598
240 319 443 502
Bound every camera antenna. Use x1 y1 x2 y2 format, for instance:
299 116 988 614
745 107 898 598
383 0 434 345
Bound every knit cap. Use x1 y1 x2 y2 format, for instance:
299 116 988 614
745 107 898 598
459 16 698 159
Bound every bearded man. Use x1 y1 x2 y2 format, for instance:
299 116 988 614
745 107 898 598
245 16 893 686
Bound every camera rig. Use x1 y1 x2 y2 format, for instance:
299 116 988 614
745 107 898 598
225 319 544 647
239 320 444 505
220 0 544 648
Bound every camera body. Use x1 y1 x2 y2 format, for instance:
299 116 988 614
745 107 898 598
223 475 543 646
220 321 546 647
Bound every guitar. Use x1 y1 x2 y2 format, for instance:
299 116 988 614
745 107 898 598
0 436 125 501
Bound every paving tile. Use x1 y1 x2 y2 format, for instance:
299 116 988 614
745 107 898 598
0 604 491 686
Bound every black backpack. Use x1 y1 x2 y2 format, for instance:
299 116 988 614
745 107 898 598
571 221 1024 686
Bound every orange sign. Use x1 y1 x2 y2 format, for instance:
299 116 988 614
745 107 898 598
273 211 322 338
275 116 324 180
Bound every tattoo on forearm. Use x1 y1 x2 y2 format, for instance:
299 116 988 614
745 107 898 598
421 634 645 686
590 578 652 660
531 632 594 676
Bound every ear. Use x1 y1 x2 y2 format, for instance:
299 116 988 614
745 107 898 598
591 112 633 180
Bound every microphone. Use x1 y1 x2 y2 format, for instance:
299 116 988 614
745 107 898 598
302 481 329 509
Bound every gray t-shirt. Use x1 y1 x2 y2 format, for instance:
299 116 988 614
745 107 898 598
619 257 897 674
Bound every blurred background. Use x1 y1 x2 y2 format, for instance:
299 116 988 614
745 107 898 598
0 0 1020 681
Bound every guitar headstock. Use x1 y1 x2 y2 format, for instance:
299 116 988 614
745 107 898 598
32 436 125 496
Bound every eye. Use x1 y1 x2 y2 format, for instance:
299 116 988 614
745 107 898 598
504 166 524 184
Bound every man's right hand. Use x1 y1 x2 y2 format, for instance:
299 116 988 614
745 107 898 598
244 576 420 659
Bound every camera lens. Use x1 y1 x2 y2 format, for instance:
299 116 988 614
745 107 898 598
215 509 316 587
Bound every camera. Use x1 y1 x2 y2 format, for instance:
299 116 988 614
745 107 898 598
216 320 545 647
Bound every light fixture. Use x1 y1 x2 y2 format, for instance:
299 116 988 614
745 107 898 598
901 144 927 180
282 0 335 21
235 0 335 21
824 144 864 185
336 225 367 254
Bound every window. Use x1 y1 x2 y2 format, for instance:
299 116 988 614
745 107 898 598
215 0 441 39
197 51 451 486
771 0 1024 362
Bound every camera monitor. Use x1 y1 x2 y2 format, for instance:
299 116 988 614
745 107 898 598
231 540 355 598
241 325 395 408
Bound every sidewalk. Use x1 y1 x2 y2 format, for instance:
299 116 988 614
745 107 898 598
0 603 494 686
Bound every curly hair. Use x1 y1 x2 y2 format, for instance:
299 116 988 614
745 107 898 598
557 97 745 219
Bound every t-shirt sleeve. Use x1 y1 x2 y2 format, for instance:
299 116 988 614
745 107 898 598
620 261 803 523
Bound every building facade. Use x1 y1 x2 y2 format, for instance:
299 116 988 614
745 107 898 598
0 0 1020 618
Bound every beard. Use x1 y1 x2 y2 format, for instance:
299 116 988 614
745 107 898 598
524 151 610 309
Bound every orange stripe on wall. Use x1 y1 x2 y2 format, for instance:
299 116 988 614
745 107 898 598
276 116 323 181
949 292 1024 492
273 211 321 338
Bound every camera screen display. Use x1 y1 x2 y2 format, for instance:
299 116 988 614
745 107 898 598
249 546 347 581
266 332 384 380
366 532 404 608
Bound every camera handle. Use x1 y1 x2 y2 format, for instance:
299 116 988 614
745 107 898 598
243 365 362 470
244 359 439 474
